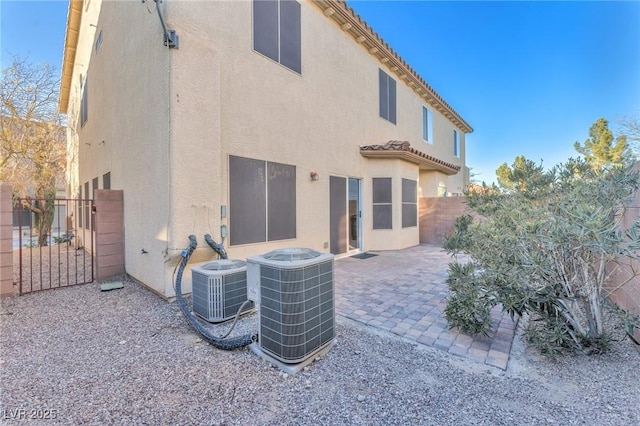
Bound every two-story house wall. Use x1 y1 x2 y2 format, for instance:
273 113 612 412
59 0 473 297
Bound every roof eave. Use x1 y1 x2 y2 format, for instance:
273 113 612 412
58 0 83 114
312 0 473 134
360 149 460 175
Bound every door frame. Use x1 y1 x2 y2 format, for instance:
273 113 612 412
329 175 363 257
347 177 363 256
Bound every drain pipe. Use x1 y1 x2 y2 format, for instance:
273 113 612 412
174 235 255 350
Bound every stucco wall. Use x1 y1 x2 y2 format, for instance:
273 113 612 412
69 0 173 293
167 1 464 254
67 1 471 296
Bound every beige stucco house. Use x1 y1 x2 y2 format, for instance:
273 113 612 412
59 0 473 297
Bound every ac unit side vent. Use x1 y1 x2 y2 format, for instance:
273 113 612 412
192 263 254 323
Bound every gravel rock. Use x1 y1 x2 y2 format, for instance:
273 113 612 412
1 278 639 425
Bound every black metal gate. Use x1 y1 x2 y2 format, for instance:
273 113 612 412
14 198 94 294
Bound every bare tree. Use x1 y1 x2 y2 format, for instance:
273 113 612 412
1 55 66 246
619 115 640 158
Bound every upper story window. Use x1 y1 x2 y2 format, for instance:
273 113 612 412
253 0 301 74
453 129 460 158
95 29 103 54
80 76 88 127
379 69 396 124
103 172 111 190
422 106 433 143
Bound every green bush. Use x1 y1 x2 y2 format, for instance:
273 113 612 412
443 159 640 356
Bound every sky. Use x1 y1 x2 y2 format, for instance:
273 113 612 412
1 0 639 184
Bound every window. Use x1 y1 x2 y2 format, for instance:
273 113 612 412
229 155 296 245
253 0 301 74
95 29 103 54
379 69 396 124
80 76 88 127
372 178 392 230
103 172 111 190
402 178 417 228
453 129 460 158
84 182 90 230
423 107 433 143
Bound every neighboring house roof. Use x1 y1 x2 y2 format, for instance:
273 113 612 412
58 0 473 134
59 0 83 114
360 141 461 175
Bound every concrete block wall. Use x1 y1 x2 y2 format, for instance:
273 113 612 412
0 184 14 297
607 162 640 346
419 196 468 245
94 189 125 281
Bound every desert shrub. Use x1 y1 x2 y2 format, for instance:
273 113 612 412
443 159 640 355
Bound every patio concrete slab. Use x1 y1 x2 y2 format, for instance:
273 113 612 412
334 244 517 370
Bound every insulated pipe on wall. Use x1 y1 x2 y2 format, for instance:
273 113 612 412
174 235 255 350
204 233 228 259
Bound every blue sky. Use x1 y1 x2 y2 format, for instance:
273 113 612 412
1 0 639 183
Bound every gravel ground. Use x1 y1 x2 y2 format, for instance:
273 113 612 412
1 278 639 425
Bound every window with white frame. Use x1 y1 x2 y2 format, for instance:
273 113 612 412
453 129 460 158
379 69 396 124
253 0 301 74
423 106 433 143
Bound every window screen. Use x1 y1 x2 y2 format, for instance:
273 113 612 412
379 69 396 124
253 0 301 73
267 161 296 241
372 178 392 230
229 155 296 245
402 178 417 228
103 172 111 190
229 156 267 245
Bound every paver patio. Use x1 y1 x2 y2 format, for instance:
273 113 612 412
333 244 517 370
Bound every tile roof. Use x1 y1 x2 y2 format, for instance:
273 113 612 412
360 141 461 175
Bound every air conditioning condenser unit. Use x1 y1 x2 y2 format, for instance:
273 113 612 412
191 259 254 323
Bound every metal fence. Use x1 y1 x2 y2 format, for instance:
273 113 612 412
14 198 94 294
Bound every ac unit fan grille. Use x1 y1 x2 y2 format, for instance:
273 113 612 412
259 259 334 363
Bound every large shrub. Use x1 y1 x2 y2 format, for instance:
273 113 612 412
443 159 640 355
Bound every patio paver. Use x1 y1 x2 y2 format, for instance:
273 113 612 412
334 244 517 370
